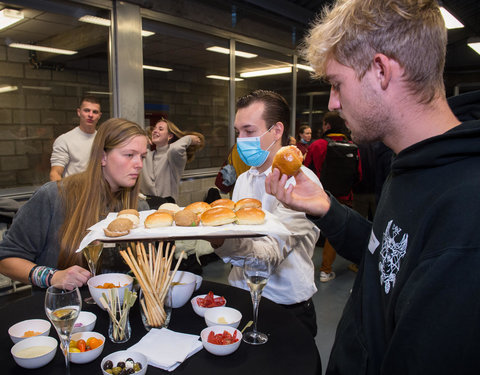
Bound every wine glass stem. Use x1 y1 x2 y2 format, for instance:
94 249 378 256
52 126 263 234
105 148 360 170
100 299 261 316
61 337 71 375
250 292 261 333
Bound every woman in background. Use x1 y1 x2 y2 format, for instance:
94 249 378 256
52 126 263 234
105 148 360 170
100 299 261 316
0 118 148 288
296 125 312 158
140 118 204 207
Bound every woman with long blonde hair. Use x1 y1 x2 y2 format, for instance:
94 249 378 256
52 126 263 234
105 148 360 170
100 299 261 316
0 118 148 288
140 117 204 207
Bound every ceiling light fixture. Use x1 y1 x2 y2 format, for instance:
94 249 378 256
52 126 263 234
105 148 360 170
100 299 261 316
78 15 154 37
206 75 243 81
468 42 480 56
22 85 52 91
8 42 77 55
240 67 292 78
206 46 257 58
296 64 314 72
0 9 24 31
86 91 111 96
0 85 18 93
143 65 172 72
439 7 464 29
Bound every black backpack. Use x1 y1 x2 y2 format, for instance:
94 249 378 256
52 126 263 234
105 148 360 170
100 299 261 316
319 136 360 197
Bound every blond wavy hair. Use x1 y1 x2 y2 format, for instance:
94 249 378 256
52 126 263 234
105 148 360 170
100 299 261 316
149 118 205 163
302 0 447 103
57 118 147 268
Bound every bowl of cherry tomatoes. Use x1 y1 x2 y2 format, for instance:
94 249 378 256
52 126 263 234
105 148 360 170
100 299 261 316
200 326 242 356
191 291 226 317
67 331 105 364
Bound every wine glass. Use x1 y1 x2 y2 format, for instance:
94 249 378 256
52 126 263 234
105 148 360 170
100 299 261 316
243 254 272 345
82 241 103 304
45 283 81 375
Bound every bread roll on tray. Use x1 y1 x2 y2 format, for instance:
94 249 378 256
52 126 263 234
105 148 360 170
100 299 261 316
174 209 200 227
201 207 236 226
117 209 140 227
184 201 211 215
235 207 266 225
144 211 173 228
234 198 262 211
158 202 181 214
104 217 134 237
272 145 303 176
210 198 235 210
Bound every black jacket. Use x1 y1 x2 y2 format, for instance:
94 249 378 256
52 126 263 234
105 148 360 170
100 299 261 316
311 119 480 374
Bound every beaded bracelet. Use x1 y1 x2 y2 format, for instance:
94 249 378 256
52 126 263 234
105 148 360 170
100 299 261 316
28 265 58 288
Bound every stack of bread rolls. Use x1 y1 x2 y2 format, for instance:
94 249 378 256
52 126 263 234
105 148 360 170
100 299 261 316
104 209 140 237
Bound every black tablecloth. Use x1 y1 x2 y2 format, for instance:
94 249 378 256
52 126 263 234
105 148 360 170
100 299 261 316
3 281 321 375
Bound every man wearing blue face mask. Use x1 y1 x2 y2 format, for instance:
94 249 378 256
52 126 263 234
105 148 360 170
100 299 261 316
210 90 322 340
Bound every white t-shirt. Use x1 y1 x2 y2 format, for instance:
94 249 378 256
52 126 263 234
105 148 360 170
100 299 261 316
215 165 321 305
50 126 96 177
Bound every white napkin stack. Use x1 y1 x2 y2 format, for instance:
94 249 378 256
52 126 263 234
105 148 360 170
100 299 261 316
128 328 203 371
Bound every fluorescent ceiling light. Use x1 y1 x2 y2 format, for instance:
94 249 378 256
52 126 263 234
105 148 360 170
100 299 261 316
0 85 18 93
78 15 154 37
240 67 292 78
296 64 314 72
439 7 464 29
86 91 111 96
22 85 51 91
8 42 77 55
206 75 243 81
0 9 24 30
206 46 257 58
143 65 172 72
468 42 480 56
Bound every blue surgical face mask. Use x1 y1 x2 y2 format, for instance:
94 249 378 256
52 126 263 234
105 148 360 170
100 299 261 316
237 126 276 167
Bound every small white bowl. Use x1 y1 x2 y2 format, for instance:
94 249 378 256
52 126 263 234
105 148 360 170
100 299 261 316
191 294 227 317
200 325 242 356
101 350 148 375
194 274 203 291
87 273 133 310
204 306 242 328
72 311 97 333
11 335 57 369
170 270 197 308
68 331 105 364
8 319 51 344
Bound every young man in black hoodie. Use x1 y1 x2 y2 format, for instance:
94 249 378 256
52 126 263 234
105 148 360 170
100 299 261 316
266 0 480 374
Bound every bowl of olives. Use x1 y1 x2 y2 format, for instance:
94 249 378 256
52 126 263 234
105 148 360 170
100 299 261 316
101 350 147 375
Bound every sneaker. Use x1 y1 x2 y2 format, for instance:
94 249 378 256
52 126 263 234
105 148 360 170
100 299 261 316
320 271 336 282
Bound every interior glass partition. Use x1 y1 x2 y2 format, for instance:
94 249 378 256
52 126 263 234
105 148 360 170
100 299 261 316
0 2 110 189
141 20 230 172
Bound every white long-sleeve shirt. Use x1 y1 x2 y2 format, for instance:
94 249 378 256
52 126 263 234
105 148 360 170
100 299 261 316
214 165 321 305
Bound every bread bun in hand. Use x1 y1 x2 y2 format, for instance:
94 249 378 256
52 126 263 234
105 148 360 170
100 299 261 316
272 145 303 176
210 198 235 210
235 207 266 225
104 217 134 237
184 201 212 215
174 209 200 227
201 207 236 226
234 198 262 211
144 211 173 228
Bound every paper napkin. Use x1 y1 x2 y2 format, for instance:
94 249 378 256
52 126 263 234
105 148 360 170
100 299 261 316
128 328 203 371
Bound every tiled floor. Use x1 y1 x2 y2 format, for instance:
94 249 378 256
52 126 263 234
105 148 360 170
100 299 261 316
201 246 356 375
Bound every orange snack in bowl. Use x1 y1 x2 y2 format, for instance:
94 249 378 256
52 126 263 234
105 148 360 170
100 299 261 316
22 330 41 338
95 282 128 289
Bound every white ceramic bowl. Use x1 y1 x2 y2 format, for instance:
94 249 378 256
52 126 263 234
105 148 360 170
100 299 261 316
194 274 203 291
11 335 58 369
72 311 97 333
68 331 105 364
87 273 133 310
191 294 227 317
170 270 197 308
204 306 242 328
8 319 51 344
200 325 242 356
101 350 148 375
